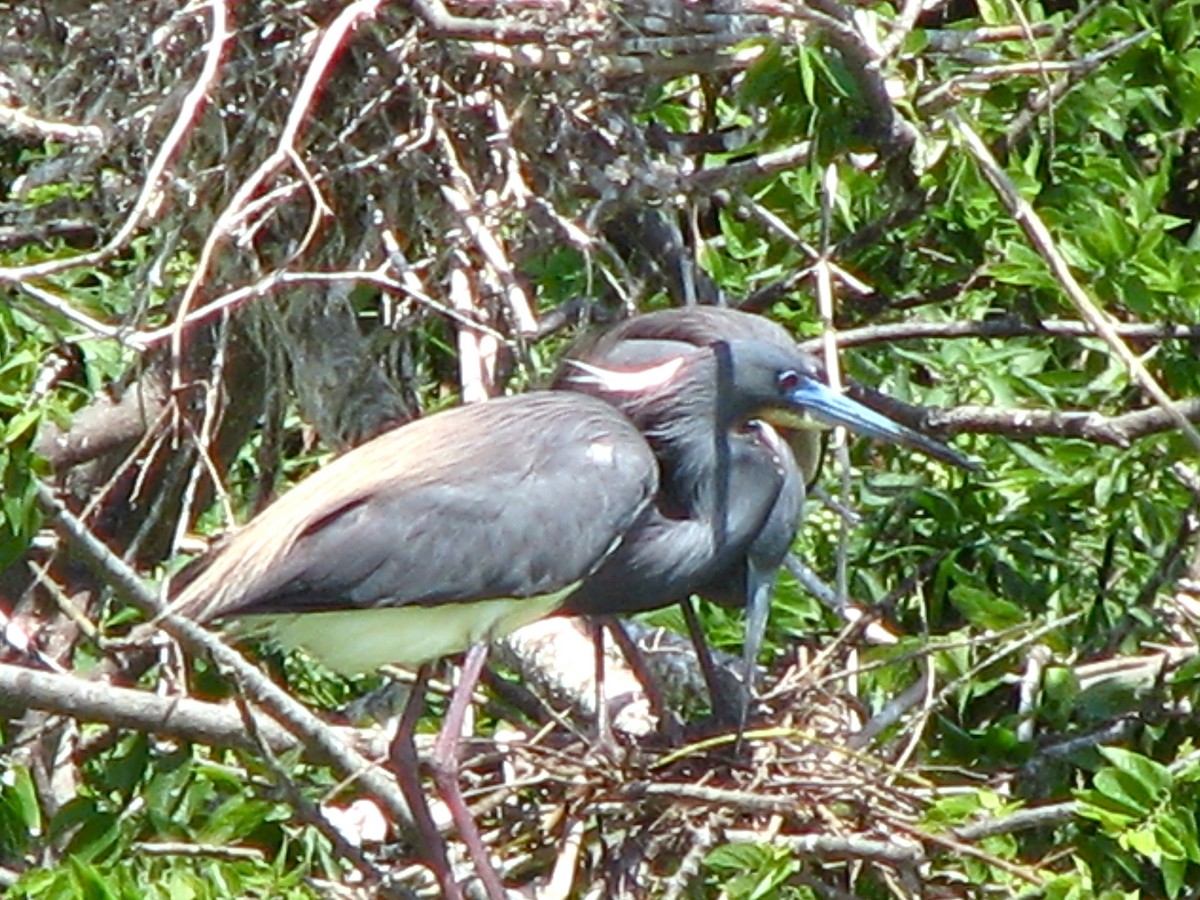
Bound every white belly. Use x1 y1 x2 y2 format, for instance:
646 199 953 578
239 589 573 674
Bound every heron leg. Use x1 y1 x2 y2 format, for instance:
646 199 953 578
388 665 464 900
739 561 776 737
680 597 741 727
429 641 508 900
602 616 670 732
590 618 615 753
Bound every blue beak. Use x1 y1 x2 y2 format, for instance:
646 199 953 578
787 377 980 472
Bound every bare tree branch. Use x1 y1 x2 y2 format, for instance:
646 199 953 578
0 661 298 756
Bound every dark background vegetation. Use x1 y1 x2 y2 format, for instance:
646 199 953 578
2 0 1200 896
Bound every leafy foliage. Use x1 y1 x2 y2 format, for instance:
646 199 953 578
2 0 1200 897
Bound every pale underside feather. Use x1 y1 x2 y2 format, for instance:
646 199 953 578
238 587 576 674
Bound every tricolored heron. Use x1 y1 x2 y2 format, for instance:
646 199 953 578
170 392 659 900
171 321 968 897
555 306 975 722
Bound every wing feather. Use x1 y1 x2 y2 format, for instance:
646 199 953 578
173 392 656 621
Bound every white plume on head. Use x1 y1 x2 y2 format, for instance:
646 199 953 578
564 356 685 393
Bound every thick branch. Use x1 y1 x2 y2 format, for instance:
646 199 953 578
0 661 299 757
34 370 170 470
408 0 561 44
723 829 922 866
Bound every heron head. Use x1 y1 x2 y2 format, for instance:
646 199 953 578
718 339 977 471
562 327 977 472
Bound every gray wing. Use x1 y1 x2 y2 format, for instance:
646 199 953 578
174 393 656 619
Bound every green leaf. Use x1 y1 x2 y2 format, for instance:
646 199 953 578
976 0 1006 25
67 856 119 900
4 408 40 444
1093 767 1163 817
1075 789 1141 831
1098 747 1173 802
1162 856 1188 899
52 799 122 864
1163 1 1199 52
0 764 41 857
948 585 1026 631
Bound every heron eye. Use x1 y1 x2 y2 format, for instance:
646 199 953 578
777 369 802 393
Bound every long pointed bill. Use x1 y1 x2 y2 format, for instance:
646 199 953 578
782 377 981 472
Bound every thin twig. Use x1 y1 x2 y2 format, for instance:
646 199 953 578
798 318 1200 352
170 0 385 376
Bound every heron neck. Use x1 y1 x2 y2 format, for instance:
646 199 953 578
639 356 744 528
